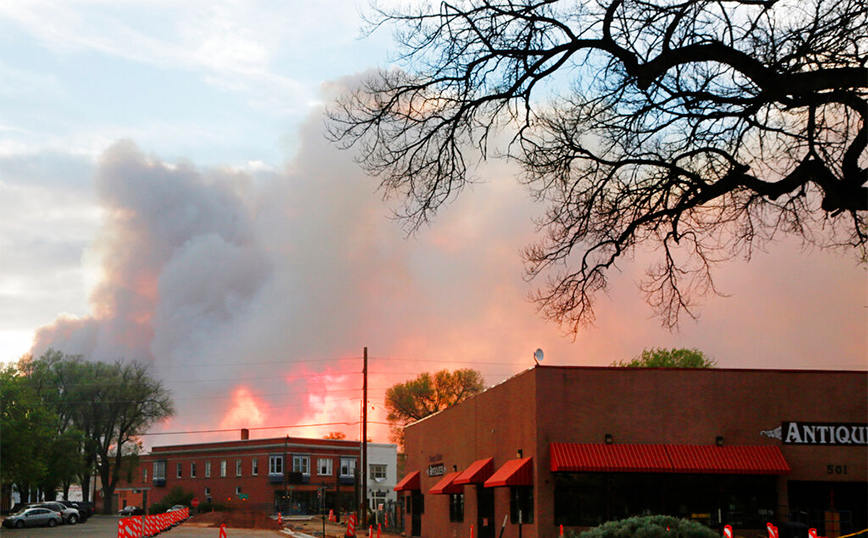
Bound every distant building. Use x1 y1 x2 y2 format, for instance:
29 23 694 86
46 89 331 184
115 432 397 518
394 366 867 538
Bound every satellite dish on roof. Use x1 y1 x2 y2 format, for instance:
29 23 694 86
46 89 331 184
533 348 544 364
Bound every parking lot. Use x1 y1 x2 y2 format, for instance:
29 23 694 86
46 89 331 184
0 516 287 538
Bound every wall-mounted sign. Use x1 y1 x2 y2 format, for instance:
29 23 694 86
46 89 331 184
777 422 868 445
427 463 446 477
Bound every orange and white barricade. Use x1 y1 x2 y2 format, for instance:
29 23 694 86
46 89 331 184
345 513 356 536
767 523 779 538
724 525 733 538
219 523 228 538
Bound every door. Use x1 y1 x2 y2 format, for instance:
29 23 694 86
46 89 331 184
410 491 423 537
477 486 495 538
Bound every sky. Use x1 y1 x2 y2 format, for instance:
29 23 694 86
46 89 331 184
1 0 866 448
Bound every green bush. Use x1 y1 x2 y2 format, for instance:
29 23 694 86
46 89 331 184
577 515 720 538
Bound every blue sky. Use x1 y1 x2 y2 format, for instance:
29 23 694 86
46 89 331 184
1 1 865 443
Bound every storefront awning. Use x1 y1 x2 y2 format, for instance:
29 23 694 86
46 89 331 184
454 457 495 485
550 443 672 473
485 457 533 487
394 470 421 491
666 445 790 474
550 443 790 474
429 471 463 495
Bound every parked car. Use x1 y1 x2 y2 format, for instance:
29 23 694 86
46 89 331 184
32 502 81 525
167 505 186 512
57 500 90 522
2 507 62 528
119 505 142 517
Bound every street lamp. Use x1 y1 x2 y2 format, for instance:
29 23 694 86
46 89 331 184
283 435 288 514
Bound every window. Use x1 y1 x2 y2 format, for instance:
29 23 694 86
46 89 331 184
235 486 242 496
153 461 166 480
340 457 356 477
176 462 182 478
142 467 148 483
204 487 210 496
370 464 387 481
318 458 333 476
236 459 243 477
252 458 258 476
510 487 533 524
269 455 283 475
191 462 197 478
220 460 227 477
205 461 211 478
449 493 464 522
293 455 310 475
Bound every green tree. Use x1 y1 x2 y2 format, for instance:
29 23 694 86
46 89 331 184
329 0 867 332
385 369 485 449
613 348 716 368
0 364 58 505
22 351 174 512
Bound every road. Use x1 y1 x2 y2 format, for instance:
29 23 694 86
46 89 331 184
0 516 286 538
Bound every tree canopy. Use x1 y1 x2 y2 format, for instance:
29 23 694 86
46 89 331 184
385 368 485 449
329 0 867 332
612 347 716 368
12 350 174 511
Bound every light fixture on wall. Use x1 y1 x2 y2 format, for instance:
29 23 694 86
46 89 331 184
716 436 724 447
516 449 523 458
453 465 457 472
605 434 613 444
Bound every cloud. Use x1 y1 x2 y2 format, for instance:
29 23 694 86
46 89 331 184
23 75 867 447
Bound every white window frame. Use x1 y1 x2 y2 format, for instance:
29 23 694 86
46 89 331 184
220 460 227 477
340 457 356 477
293 455 310 475
176 462 182 478
191 462 197 478
153 461 166 481
236 459 243 477
269 455 283 475
318 458 333 476
205 461 211 478
252 458 258 476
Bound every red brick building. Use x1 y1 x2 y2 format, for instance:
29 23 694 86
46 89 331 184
395 366 867 538
116 434 397 518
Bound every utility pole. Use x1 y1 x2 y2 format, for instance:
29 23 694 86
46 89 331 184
361 347 368 529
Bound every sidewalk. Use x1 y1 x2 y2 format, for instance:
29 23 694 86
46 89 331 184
286 516 402 538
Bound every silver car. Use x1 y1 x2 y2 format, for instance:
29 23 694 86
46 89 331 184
33 502 81 524
2 507 62 528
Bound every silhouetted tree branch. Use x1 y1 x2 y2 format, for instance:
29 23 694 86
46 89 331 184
329 0 867 331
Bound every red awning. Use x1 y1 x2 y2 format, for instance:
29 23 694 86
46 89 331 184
667 445 791 474
454 457 495 485
550 443 672 473
394 470 421 491
550 443 790 475
485 457 533 487
429 471 463 495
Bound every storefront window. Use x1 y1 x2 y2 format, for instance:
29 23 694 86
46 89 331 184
510 487 533 524
449 493 464 522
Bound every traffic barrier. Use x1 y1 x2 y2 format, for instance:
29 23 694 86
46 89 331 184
767 523 779 538
378 523 382 538
560 524 564 537
329 509 336 522
724 525 733 538
470 524 474 538
219 523 227 538
278 512 282 525
345 513 356 537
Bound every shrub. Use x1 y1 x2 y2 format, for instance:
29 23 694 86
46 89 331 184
578 515 720 538
149 486 193 514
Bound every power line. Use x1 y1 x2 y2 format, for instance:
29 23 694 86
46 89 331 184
140 421 392 437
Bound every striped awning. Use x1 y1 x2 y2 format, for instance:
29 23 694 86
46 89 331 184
550 443 790 474
394 470 421 491
485 457 533 487
454 457 495 485
550 443 672 473
666 445 790 474
429 471 463 495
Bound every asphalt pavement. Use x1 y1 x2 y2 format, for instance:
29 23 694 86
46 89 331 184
0 515 286 538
